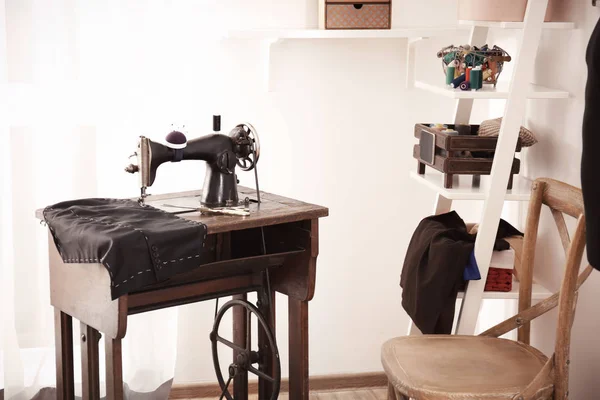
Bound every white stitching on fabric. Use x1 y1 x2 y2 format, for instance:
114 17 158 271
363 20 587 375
104 262 114 279
158 253 203 265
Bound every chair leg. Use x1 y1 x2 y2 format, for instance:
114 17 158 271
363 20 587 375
396 390 409 400
387 382 398 400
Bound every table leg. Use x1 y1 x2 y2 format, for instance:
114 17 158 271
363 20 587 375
258 288 276 399
105 338 124 400
81 322 101 400
54 309 75 400
288 298 309 400
232 294 248 400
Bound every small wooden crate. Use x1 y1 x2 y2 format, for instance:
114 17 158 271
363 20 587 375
319 0 391 30
414 123 522 189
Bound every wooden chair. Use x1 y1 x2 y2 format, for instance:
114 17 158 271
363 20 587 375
382 178 595 400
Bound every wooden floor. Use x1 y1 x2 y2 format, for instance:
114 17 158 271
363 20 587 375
193 388 387 399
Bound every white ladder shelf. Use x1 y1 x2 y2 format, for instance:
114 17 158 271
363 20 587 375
409 0 566 335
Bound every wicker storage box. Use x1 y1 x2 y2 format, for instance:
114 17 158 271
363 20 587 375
323 1 391 29
457 0 561 22
414 123 522 189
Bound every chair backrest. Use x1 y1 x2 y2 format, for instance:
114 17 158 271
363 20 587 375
480 178 593 400
519 178 588 340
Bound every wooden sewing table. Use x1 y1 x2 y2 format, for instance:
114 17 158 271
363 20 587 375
36 187 328 400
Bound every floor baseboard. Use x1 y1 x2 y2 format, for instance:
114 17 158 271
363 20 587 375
170 372 387 399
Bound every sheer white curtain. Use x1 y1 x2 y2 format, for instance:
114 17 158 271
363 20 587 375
0 1 234 398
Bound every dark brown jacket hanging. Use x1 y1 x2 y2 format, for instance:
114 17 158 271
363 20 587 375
400 211 474 334
400 211 523 334
582 16 600 271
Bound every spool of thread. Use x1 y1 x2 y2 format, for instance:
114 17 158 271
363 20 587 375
446 66 456 85
443 52 456 64
451 74 466 88
465 53 475 66
479 68 484 88
442 129 458 135
459 81 471 91
430 123 447 130
466 67 472 81
483 68 493 81
470 68 482 90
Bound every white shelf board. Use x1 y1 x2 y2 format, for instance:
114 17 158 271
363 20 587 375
410 171 533 201
414 80 569 100
458 279 552 300
226 27 466 40
490 249 514 270
458 19 575 30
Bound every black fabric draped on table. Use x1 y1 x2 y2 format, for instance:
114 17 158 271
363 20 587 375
583 16 600 271
43 198 210 299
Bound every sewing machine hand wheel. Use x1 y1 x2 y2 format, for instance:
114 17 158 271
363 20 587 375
230 123 260 171
210 299 280 400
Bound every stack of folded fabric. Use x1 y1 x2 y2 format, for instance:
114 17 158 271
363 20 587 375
484 267 513 292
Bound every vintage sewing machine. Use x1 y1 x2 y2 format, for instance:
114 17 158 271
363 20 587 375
125 116 260 208
38 113 328 400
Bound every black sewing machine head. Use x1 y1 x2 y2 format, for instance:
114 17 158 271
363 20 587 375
125 116 260 207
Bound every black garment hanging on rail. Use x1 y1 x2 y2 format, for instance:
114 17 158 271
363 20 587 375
582 16 600 271
44 198 210 299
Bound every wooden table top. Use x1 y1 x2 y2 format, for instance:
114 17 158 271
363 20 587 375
36 186 329 234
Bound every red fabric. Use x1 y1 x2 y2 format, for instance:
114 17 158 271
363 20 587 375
484 267 513 292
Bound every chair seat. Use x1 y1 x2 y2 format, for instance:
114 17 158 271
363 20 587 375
382 335 553 400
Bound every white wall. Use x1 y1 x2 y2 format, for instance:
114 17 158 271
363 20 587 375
6 0 599 395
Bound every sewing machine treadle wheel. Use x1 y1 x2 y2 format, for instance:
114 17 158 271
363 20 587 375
210 298 281 400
